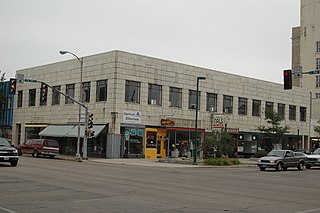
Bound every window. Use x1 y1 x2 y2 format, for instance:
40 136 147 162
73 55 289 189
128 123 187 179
252 99 261 116
125 80 140 103
189 90 200 109
65 84 75 104
28 89 36 106
169 87 182 108
289 105 296 120
82 82 90 103
96 80 107 102
317 76 320 88
316 93 320 99
207 93 217 112
223 95 233 114
238 97 247 115
300 107 306 122
317 58 320 70
278 103 285 120
265 101 274 113
17 91 23 108
148 84 162 106
52 86 61 105
317 41 320 53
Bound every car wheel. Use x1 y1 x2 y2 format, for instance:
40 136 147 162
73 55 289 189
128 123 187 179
49 155 54 159
276 162 283 171
10 160 18 167
297 162 304 170
33 150 39 158
259 167 266 171
306 164 311 169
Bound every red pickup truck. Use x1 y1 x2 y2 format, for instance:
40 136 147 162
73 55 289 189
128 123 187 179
18 139 59 158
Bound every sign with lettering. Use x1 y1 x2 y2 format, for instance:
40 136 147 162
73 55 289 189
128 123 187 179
213 115 224 128
160 118 175 127
123 111 141 124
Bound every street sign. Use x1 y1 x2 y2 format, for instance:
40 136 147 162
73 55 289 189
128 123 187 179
294 66 303 78
308 70 320 75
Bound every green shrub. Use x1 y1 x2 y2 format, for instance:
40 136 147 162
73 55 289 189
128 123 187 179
203 158 240 166
253 151 268 158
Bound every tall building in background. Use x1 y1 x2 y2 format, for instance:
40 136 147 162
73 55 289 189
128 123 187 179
292 0 320 145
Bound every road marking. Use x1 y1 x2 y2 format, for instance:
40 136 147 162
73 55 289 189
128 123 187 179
0 206 18 213
296 209 320 213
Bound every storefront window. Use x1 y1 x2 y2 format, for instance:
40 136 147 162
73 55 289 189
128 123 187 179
122 128 144 157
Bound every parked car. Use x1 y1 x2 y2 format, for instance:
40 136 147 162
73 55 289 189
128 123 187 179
0 138 19 167
295 149 313 155
257 150 306 171
305 148 320 169
18 139 59 158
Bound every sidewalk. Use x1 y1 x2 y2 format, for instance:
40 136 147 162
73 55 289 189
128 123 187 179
56 155 257 168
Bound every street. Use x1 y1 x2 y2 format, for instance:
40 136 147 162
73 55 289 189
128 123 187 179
1 156 320 213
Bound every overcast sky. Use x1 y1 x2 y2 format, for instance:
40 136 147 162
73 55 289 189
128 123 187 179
1 0 300 83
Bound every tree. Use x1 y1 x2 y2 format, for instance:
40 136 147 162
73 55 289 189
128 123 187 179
0 70 6 102
203 129 235 158
256 109 290 144
314 120 320 135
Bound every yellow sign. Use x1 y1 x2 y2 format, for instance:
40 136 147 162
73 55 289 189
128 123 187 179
160 118 175 127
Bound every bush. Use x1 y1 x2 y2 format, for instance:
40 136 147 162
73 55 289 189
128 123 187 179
253 151 268 158
203 158 240 166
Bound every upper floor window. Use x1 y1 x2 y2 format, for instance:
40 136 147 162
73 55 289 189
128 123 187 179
65 84 75 104
207 93 217 112
238 97 247 115
317 76 320 88
28 89 36 106
148 84 162 106
265 101 274 113
300 107 306 122
317 41 320 53
223 95 233 114
189 90 200 110
82 82 91 103
316 93 320 99
17 91 23 108
52 86 61 105
278 103 285 120
316 58 320 70
289 105 296 120
125 80 140 103
252 99 261 116
96 80 107 102
169 87 182 108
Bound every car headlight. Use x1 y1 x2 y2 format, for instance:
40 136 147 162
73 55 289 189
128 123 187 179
270 160 277 163
13 149 18 153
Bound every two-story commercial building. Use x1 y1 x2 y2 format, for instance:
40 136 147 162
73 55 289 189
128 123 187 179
12 50 310 158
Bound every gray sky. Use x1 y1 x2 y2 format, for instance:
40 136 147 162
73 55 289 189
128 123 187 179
1 0 299 83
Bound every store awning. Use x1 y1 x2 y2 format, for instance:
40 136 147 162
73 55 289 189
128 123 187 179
39 125 106 138
39 125 74 137
67 125 106 138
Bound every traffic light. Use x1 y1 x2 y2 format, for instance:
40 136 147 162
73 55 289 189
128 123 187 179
283 69 292 90
40 83 48 102
9 78 17 95
87 112 95 138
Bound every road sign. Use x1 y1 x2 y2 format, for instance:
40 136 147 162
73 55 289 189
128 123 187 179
294 66 303 78
308 70 320 75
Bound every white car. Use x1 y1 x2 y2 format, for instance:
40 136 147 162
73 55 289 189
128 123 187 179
306 148 320 169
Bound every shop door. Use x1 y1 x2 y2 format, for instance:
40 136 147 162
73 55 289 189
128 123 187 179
157 129 166 158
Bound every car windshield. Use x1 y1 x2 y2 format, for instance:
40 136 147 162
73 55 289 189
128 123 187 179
0 138 11 147
267 150 285 157
313 148 320 155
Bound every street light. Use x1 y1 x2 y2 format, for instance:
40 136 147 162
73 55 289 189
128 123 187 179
59 50 85 162
193 76 206 165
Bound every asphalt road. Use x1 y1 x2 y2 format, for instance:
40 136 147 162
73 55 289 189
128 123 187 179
1 156 320 213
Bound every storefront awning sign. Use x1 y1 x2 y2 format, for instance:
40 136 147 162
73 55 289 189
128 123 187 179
213 115 224 128
160 118 175 127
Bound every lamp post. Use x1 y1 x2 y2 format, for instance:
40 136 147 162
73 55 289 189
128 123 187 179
193 76 206 165
59 50 85 162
